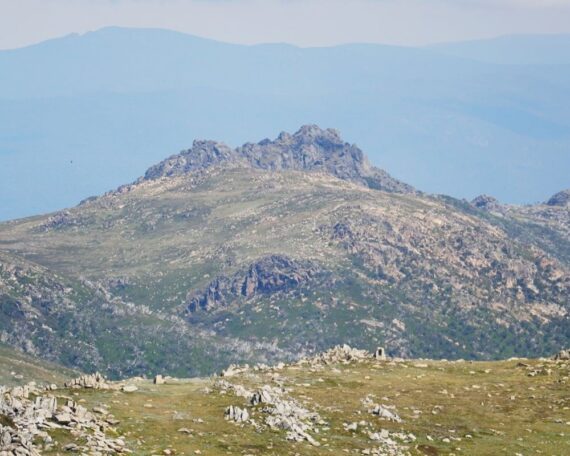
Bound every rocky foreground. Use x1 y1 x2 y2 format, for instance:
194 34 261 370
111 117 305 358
1 346 569 456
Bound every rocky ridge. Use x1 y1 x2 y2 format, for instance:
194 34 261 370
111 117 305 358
143 125 415 193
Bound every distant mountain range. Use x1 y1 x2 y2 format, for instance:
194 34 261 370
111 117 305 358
1 27 569 220
0 126 568 378
428 34 570 64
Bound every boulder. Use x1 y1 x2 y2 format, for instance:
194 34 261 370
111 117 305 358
224 405 249 423
374 347 386 360
554 348 570 360
122 385 138 393
54 412 72 424
370 404 402 423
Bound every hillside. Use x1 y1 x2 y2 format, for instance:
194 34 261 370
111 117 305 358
1 347 569 455
0 126 568 378
2 27 570 221
0 344 78 387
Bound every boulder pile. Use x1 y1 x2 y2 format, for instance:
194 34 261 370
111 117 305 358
362 395 403 423
0 423 41 456
219 345 388 377
251 384 322 446
1 376 130 455
1 383 54 456
297 344 379 366
365 429 413 456
370 404 403 423
64 372 111 389
216 381 323 446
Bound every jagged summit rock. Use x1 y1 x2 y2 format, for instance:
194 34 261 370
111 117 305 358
143 125 414 193
546 189 570 207
144 140 237 180
471 194 502 212
237 125 370 181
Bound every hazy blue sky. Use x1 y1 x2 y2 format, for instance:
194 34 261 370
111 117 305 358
2 0 570 49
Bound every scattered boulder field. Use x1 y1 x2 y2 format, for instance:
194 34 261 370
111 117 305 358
1 345 569 456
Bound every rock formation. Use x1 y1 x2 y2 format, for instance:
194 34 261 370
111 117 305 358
64 372 110 389
187 255 322 313
471 194 502 212
0 380 129 455
144 125 415 193
547 189 570 207
216 381 323 446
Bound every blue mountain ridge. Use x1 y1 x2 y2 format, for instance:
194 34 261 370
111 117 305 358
1 27 569 220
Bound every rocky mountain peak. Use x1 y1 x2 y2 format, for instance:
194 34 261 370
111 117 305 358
237 124 372 181
142 126 414 194
547 189 570 207
272 124 341 144
294 124 342 143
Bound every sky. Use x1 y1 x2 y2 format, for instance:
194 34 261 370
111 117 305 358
1 0 570 50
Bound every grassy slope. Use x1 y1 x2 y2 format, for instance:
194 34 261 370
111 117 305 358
41 357 570 456
0 169 437 280
0 168 568 374
0 344 78 386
